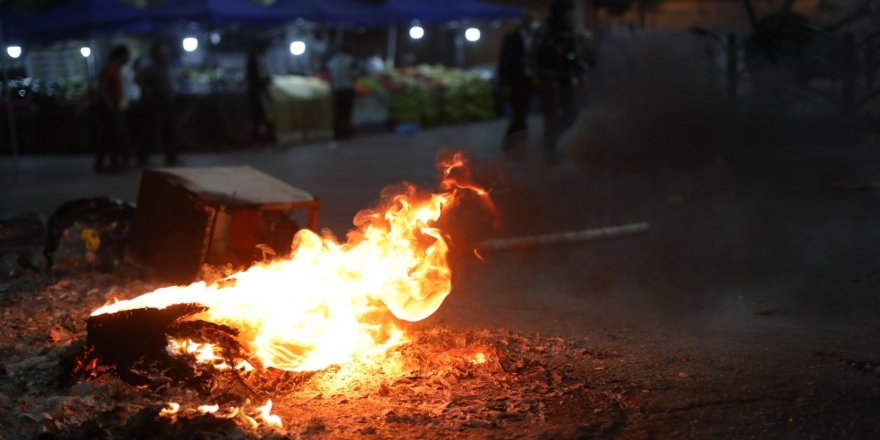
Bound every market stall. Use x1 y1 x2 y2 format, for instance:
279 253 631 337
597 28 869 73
1 0 521 153
270 75 332 144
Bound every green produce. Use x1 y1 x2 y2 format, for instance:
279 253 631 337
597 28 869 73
378 65 493 126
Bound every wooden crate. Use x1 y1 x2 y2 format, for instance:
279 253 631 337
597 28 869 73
128 166 319 283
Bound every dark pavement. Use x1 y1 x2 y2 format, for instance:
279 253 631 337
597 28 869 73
1 119 514 235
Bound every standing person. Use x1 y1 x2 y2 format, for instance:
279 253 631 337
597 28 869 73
95 45 131 173
498 13 537 151
246 41 275 144
136 42 179 166
121 56 141 166
530 0 591 164
327 44 359 140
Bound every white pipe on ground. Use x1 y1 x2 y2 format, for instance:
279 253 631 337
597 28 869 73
478 222 649 252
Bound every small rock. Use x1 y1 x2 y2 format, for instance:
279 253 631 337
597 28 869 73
677 372 689 378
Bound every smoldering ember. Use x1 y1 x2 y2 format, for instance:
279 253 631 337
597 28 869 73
2 0 880 439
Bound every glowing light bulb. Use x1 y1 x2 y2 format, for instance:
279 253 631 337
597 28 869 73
464 28 480 42
409 26 424 40
289 40 306 56
6 46 21 59
182 37 198 52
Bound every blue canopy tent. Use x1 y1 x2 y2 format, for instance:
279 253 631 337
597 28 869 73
0 6 28 44
271 0 406 26
384 0 522 23
18 0 146 44
147 0 294 26
382 0 460 24
380 0 521 67
448 0 522 20
263 0 324 23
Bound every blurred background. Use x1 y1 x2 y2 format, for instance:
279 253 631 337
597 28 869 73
0 0 874 155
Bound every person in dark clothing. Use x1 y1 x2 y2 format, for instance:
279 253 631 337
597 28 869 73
498 13 536 150
136 42 179 166
95 45 131 173
246 41 276 144
530 0 591 163
327 44 359 140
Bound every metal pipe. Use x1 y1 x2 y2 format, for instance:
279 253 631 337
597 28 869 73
478 222 650 252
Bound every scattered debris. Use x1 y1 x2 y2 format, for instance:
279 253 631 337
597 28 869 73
45 197 136 273
0 273 627 439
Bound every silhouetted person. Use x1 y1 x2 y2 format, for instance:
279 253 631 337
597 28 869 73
498 13 536 151
121 58 141 167
327 44 359 140
246 41 276 144
136 42 179 166
95 45 131 173
530 0 590 163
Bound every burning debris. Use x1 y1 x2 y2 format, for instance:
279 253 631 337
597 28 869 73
1 152 621 438
0 153 661 438
84 152 495 376
0 272 626 439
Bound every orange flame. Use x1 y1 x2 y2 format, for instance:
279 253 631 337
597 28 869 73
159 402 180 417
198 404 220 414
256 400 283 428
91 152 491 373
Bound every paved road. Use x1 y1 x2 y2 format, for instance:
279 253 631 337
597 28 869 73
0 119 511 234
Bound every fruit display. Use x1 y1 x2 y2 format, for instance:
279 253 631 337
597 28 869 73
269 75 332 143
356 65 494 127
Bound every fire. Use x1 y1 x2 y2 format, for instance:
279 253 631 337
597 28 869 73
159 402 180 416
256 400 283 428
471 352 487 365
91 152 491 373
198 404 220 414
168 339 221 363
235 360 255 372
